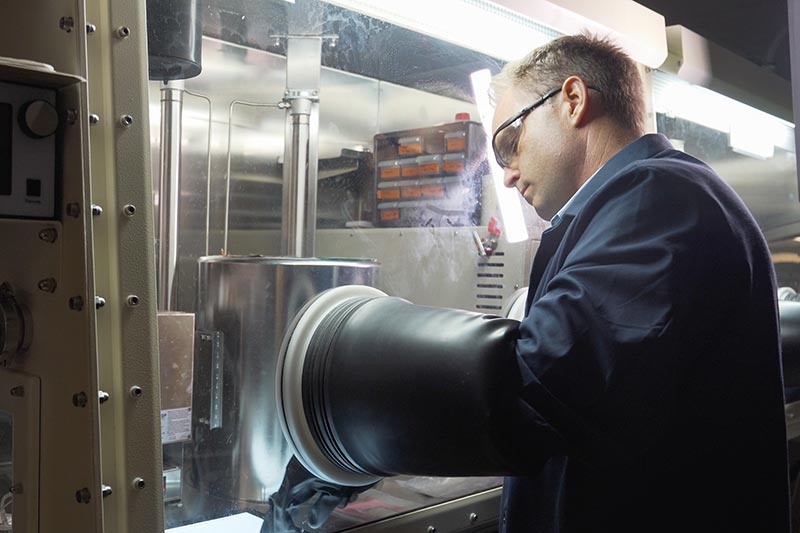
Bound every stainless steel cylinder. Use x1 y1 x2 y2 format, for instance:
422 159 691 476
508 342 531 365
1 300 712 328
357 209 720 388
158 84 183 310
191 256 378 512
281 107 313 257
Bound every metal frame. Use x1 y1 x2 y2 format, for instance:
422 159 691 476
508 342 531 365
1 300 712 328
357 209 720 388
84 0 163 530
344 487 501 532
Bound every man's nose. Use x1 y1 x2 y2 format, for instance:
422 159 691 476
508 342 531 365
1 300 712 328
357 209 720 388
503 166 521 189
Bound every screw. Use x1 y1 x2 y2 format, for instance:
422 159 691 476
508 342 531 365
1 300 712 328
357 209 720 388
66 202 80 217
132 477 145 490
427 527 436 533
66 109 78 125
89 113 100 125
95 296 106 309
102 485 113 497
75 487 91 504
10 387 24 398
129 386 143 398
469 512 478 523
117 26 131 38
38 278 57 293
119 114 133 127
38 228 58 243
72 391 88 407
86 23 96 33
98 390 110 404
122 204 136 217
91 204 103 216
59 16 74 33
126 295 140 307
69 296 84 311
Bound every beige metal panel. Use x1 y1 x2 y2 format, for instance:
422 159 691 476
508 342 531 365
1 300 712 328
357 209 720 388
84 0 163 531
0 66 103 531
0 0 88 77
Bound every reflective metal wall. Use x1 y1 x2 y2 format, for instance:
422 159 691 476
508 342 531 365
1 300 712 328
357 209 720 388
148 37 524 312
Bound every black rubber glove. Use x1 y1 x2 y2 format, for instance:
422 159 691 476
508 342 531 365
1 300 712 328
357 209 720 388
261 457 376 532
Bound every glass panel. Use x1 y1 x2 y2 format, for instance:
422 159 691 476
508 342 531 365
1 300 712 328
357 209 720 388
152 1 558 531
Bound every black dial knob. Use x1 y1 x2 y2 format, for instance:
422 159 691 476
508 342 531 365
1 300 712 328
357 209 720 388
18 99 59 139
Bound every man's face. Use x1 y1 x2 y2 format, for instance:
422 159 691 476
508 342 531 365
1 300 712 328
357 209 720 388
491 85 580 221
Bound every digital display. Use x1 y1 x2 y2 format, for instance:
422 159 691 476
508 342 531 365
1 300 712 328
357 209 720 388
0 103 10 196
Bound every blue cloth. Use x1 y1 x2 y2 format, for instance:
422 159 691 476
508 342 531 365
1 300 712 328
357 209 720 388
501 134 790 532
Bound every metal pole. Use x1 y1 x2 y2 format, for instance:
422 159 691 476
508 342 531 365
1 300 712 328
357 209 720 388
282 93 315 257
158 82 184 310
281 35 322 258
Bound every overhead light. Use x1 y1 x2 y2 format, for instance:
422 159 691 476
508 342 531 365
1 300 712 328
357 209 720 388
322 0 556 61
653 72 794 160
470 69 529 244
729 116 775 160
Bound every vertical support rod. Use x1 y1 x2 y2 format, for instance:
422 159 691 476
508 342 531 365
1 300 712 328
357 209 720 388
282 96 314 257
281 36 321 258
158 83 183 310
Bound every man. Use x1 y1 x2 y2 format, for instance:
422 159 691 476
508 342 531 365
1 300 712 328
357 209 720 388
491 34 790 532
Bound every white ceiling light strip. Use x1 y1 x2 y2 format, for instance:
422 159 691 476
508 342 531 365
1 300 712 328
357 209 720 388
323 0 558 61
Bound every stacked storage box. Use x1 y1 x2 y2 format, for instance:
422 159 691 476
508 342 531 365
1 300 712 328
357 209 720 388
373 120 488 227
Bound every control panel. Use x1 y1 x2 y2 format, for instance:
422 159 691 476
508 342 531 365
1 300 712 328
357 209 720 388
0 80 58 219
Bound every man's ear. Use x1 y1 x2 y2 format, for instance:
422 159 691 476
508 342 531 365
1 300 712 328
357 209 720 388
561 76 591 127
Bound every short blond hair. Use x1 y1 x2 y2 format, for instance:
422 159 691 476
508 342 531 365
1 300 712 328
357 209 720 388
492 33 645 135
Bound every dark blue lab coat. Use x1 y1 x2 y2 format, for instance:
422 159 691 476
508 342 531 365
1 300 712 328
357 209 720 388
501 134 790 532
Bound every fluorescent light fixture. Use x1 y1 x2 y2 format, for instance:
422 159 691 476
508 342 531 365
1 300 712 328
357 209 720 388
470 69 529 244
729 111 775 160
323 0 556 61
653 71 794 160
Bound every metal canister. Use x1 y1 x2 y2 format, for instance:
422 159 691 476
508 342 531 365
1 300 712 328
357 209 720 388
189 256 378 514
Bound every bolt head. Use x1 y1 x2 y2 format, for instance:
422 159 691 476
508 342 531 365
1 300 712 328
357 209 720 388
38 228 58 243
72 392 88 407
38 278 57 293
75 487 91 504
69 296 84 311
